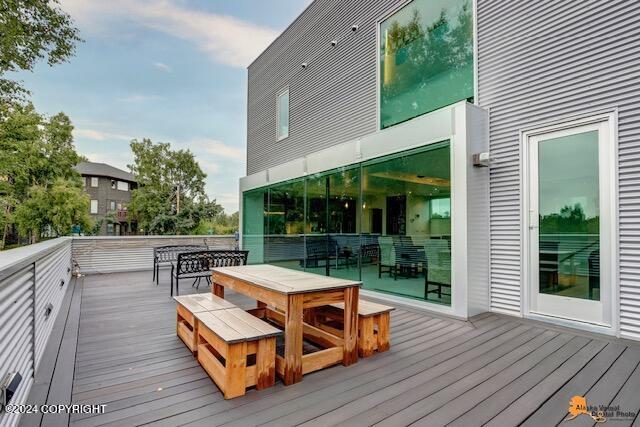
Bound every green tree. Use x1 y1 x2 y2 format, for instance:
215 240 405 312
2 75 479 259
0 103 90 246
14 178 90 240
128 138 221 235
1 0 81 102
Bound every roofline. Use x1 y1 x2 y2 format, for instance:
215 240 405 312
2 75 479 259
78 172 137 183
247 0 318 70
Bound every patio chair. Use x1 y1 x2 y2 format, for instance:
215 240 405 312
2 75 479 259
153 244 207 285
378 236 396 278
423 238 452 300
170 250 249 296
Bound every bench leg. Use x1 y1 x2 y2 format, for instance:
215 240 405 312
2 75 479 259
256 338 276 390
358 316 376 358
213 283 224 298
224 342 247 399
376 312 391 352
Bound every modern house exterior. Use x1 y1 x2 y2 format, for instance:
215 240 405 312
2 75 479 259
240 0 640 341
75 161 138 235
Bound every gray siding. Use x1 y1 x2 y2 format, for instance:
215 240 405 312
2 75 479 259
248 0 640 338
0 238 72 427
247 0 405 174
477 0 640 338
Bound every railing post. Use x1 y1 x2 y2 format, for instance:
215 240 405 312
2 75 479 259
31 261 37 377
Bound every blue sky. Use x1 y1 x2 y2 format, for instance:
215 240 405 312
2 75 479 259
13 0 310 213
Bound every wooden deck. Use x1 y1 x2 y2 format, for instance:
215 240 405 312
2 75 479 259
23 270 640 427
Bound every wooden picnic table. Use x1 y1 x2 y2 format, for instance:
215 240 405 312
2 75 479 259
211 264 361 385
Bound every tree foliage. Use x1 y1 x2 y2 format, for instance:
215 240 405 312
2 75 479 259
0 102 91 246
0 0 81 101
128 138 224 235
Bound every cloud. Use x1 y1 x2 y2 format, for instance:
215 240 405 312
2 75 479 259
60 0 279 67
74 128 132 141
195 140 245 162
83 151 133 172
154 62 171 72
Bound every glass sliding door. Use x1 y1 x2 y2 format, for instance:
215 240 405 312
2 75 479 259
527 120 612 325
305 166 360 281
242 188 267 264
265 178 305 270
361 142 451 305
241 141 453 305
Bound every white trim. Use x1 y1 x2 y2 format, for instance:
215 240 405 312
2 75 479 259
276 86 289 141
520 112 619 335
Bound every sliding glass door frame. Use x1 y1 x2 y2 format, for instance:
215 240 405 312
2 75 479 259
521 112 618 334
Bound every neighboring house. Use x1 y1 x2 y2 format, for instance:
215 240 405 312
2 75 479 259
240 0 640 341
75 162 138 236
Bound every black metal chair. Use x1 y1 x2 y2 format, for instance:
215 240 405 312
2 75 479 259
153 245 207 285
170 250 249 296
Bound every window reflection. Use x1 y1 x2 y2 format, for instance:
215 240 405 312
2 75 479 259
380 0 474 129
242 142 452 305
538 131 600 301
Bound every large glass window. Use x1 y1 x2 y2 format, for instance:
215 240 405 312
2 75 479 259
361 142 451 304
265 178 305 270
276 88 289 140
241 142 451 305
379 0 474 129
305 167 360 281
538 131 600 301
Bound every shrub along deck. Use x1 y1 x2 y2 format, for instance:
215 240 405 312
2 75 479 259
23 270 640 427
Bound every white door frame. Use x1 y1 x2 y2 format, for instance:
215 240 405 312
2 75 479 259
520 112 619 336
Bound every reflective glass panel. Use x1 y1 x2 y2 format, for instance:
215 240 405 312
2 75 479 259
265 178 305 270
361 142 451 305
538 131 600 301
379 0 473 129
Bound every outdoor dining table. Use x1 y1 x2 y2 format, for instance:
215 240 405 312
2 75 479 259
211 264 361 385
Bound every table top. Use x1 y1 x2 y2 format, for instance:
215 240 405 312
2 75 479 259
212 264 361 295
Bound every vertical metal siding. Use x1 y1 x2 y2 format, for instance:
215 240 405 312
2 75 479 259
0 268 34 427
478 0 640 338
247 0 405 174
34 243 72 366
0 239 73 427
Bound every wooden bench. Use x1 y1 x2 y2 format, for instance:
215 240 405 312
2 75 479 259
314 299 394 358
173 293 236 354
195 308 282 399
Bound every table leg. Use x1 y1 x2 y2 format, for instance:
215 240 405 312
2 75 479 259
343 286 359 366
283 294 304 385
213 282 224 298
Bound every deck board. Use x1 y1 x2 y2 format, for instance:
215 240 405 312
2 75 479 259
21 270 640 427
